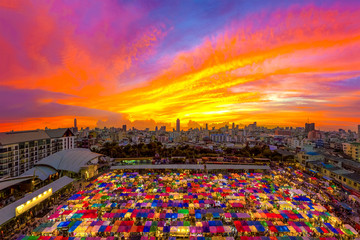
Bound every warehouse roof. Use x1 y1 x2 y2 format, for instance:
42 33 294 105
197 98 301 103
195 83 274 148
21 166 57 181
111 164 270 170
35 148 101 173
0 176 33 191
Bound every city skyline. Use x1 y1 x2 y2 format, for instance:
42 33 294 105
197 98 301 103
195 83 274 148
1 0 360 131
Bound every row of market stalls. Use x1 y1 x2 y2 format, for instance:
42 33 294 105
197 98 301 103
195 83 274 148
18 170 359 239
30 219 357 235
16 235 346 240
16 235 345 240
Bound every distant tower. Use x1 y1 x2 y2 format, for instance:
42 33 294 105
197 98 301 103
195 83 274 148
232 122 235 129
176 119 180 132
122 125 127 132
74 118 77 128
358 125 360 139
205 123 208 130
305 123 315 133
155 126 158 132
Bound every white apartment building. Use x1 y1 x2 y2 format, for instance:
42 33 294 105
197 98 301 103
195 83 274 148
0 128 75 178
288 138 306 149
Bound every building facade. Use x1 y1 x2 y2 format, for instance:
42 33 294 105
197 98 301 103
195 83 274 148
342 142 360 162
351 142 360 162
305 123 315 133
0 128 75 178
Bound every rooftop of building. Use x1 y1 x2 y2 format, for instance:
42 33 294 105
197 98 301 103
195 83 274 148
111 164 270 170
20 166 57 181
0 176 34 191
45 128 73 138
0 130 50 146
0 128 74 146
35 148 102 173
306 152 320 156
342 172 360 183
310 161 342 171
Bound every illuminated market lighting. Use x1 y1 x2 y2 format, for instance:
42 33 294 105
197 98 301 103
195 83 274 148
15 188 53 216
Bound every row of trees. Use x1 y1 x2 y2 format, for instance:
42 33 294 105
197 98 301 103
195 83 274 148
93 141 293 161
93 141 217 158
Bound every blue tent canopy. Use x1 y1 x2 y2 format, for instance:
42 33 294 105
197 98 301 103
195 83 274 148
276 226 290 232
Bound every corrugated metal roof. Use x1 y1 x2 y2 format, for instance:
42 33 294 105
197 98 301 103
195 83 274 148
112 164 203 170
0 130 50 145
0 176 33 191
206 164 270 170
0 176 74 226
21 166 57 181
35 148 101 173
111 164 270 170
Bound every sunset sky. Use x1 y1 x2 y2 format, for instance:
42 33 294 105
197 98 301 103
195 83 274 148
1 0 360 131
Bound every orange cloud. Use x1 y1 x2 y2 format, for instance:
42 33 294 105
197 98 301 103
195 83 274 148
1 2 360 131
61 5 360 129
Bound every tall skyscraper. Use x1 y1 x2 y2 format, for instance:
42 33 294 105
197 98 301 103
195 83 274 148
176 119 180 132
122 125 127 132
205 123 208 130
232 122 235 129
358 125 360 139
74 118 77 128
155 126 158 132
305 123 315 133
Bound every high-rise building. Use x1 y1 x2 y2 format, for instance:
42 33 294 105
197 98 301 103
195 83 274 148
122 125 127 132
305 123 315 133
176 119 180 132
72 118 78 133
155 126 158 132
160 126 166 132
0 128 75 178
205 123 208 130
232 123 235 129
358 125 360 139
